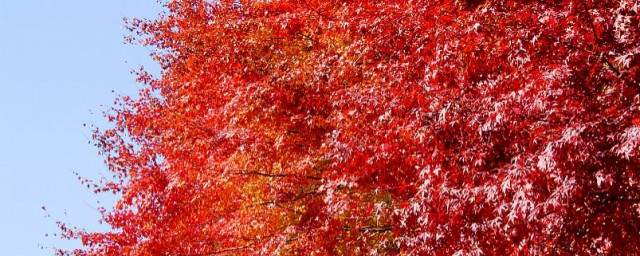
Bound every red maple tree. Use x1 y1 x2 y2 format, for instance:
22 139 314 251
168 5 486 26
57 0 640 255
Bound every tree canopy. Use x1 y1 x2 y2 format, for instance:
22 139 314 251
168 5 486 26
58 0 640 255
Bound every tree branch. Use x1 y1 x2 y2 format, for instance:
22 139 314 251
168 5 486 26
342 225 393 233
178 244 252 256
235 170 322 181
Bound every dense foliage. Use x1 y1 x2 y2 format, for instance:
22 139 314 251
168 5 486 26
58 0 640 255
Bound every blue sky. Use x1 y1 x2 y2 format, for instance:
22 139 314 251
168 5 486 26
0 1 162 254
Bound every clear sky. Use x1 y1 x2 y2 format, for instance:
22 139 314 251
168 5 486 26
0 1 162 254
